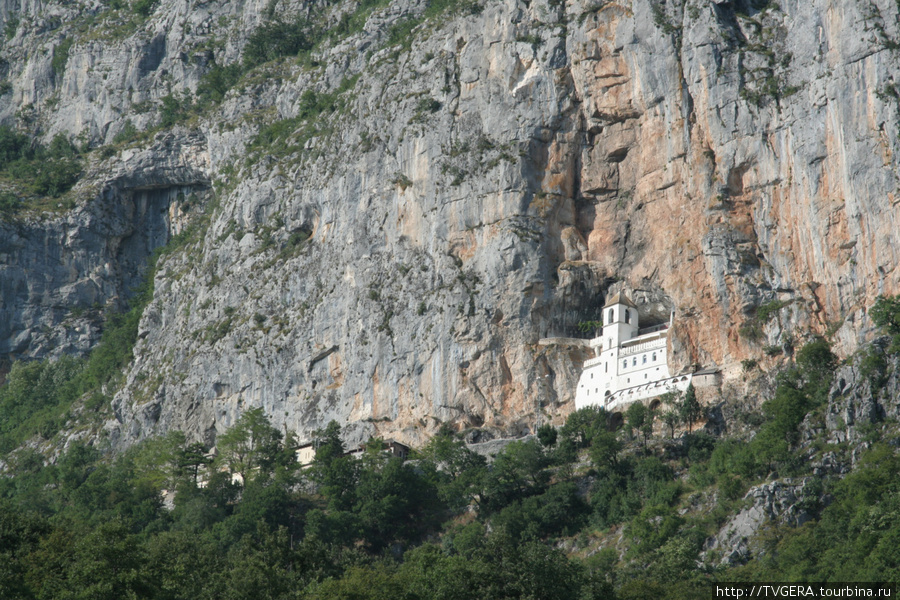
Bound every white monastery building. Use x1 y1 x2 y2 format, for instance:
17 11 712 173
575 292 694 412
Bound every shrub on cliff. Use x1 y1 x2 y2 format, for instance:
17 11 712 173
870 295 900 352
0 128 82 199
243 19 312 68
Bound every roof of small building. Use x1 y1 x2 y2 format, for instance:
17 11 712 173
604 291 637 309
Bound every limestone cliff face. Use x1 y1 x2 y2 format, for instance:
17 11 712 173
0 133 209 362
2 0 900 447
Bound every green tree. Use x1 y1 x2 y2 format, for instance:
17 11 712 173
870 295 900 335
661 409 679 439
353 446 440 551
794 336 837 402
196 63 243 106
400 534 594 600
654 390 682 439
144 529 223 600
170 470 238 532
537 423 558 448
481 439 549 512
131 430 188 489
626 402 647 446
216 408 283 484
66 520 154 600
0 502 48 599
45 133 79 159
589 430 621 471
751 381 810 472
628 504 684 556
678 384 701 434
311 421 359 511
641 406 656 445
560 405 610 449
223 478 297 542
313 420 345 461
491 481 589 541
177 442 212 485
417 426 487 511
217 524 301 600
56 440 101 494
307 565 414 600
243 19 312 69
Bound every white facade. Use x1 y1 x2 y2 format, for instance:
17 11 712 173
575 293 692 412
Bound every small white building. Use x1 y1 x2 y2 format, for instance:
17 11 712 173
296 443 316 467
575 292 693 412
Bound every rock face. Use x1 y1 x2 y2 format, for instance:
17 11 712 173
703 344 900 566
3 0 900 447
0 132 209 360
808 338 900 447
704 478 818 566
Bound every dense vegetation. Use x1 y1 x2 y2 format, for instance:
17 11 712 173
4 326 900 598
0 126 82 212
0 220 204 454
0 289 149 453
3 0 899 594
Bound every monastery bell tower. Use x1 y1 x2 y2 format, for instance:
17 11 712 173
601 292 639 350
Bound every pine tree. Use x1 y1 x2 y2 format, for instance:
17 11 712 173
679 384 701 433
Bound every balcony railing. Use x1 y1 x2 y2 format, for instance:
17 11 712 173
584 356 605 368
638 323 668 335
618 338 667 357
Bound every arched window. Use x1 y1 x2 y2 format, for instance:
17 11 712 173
642 355 647 364
632 357 637 367
623 360 627 369
624 309 631 324
608 308 614 323
652 352 657 362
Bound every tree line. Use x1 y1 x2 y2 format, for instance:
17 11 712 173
4 333 900 598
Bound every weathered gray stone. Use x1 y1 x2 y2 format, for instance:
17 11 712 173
704 478 817 566
3 0 900 452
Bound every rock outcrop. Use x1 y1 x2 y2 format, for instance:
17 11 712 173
703 342 900 566
704 477 819 566
2 0 900 447
0 131 209 360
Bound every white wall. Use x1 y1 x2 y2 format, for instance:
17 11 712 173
574 335 670 410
